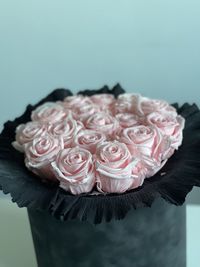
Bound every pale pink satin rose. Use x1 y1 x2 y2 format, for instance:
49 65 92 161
119 125 171 173
90 94 115 110
147 112 185 150
51 147 95 195
119 125 161 157
72 103 101 122
113 98 133 115
115 113 141 130
131 161 147 189
62 95 93 109
12 121 48 152
84 112 120 138
117 93 141 101
143 156 169 178
24 135 64 181
74 129 106 154
113 93 141 115
169 115 185 149
31 102 68 123
137 96 177 116
95 141 140 193
48 117 83 148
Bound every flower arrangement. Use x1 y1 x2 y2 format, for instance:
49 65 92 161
12 92 185 195
0 84 199 224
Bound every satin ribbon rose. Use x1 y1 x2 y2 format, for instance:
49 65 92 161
72 103 101 122
137 96 177 116
84 112 119 138
115 113 141 130
119 125 170 176
74 129 106 154
113 93 141 115
24 134 64 181
31 102 69 123
12 121 48 152
48 117 83 148
62 95 93 109
90 94 115 110
95 141 141 193
51 147 95 195
147 112 185 153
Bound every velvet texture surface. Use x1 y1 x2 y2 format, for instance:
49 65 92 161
28 198 186 267
0 84 199 223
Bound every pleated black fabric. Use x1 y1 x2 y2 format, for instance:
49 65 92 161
0 84 200 224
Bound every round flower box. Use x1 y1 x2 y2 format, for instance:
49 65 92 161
0 84 199 267
28 198 186 267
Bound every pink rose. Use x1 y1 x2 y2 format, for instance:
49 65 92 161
113 98 133 114
170 115 185 149
119 125 170 175
84 112 119 138
113 93 140 114
62 95 93 109
51 147 95 195
131 161 147 189
137 96 177 116
146 112 185 161
31 102 68 123
117 93 140 101
72 103 101 122
119 125 164 158
95 141 139 193
24 135 64 181
74 129 106 154
12 121 47 152
48 118 83 148
115 113 141 129
90 94 115 109
147 112 185 149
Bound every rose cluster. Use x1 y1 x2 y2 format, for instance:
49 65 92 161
12 93 185 195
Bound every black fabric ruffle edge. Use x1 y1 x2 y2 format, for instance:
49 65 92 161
0 84 200 224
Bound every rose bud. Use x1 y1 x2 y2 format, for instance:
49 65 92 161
48 117 83 148
51 147 95 195
24 135 64 181
95 141 139 193
12 121 48 152
74 129 106 154
84 112 119 139
31 102 69 123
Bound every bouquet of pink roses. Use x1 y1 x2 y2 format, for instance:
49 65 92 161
12 92 185 195
0 84 199 223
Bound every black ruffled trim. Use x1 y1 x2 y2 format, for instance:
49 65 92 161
0 84 200 224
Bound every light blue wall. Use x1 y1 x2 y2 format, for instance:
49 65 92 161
0 0 199 127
